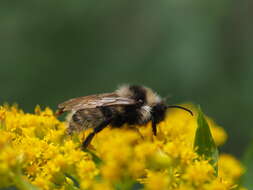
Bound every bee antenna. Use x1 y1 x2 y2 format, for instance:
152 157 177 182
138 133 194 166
166 105 193 116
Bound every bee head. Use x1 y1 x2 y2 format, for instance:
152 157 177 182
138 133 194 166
151 102 167 123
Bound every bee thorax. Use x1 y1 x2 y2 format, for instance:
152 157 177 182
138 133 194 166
116 85 134 98
116 85 161 105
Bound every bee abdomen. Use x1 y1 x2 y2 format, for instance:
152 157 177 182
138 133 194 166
71 108 105 131
72 112 84 125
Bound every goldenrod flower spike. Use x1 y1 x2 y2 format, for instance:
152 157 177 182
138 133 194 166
0 104 246 190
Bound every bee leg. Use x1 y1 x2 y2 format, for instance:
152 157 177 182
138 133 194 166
82 118 112 150
134 128 144 139
151 119 157 136
82 133 95 150
81 131 86 142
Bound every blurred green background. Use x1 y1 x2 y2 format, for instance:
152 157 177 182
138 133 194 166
0 0 252 157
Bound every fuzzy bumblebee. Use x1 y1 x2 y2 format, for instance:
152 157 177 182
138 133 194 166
57 85 193 149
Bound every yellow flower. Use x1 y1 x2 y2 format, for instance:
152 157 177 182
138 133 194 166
128 160 146 178
203 177 234 190
92 181 114 190
32 175 52 190
219 154 245 183
0 106 6 121
144 170 170 190
0 104 246 190
101 161 123 181
163 104 228 147
183 160 215 186
163 139 197 165
77 159 99 189
207 118 228 146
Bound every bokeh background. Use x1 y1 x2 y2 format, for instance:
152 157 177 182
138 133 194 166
1 0 252 158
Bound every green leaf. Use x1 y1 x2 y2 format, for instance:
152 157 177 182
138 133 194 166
242 141 253 189
84 149 103 165
0 187 18 190
194 106 219 176
13 173 40 190
64 173 80 189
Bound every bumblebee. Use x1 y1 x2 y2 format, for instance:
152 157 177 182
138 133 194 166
57 85 192 149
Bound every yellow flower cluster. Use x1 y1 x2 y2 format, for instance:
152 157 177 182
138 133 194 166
0 104 245 190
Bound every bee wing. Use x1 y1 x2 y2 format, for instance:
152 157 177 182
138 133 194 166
58 93 136 112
